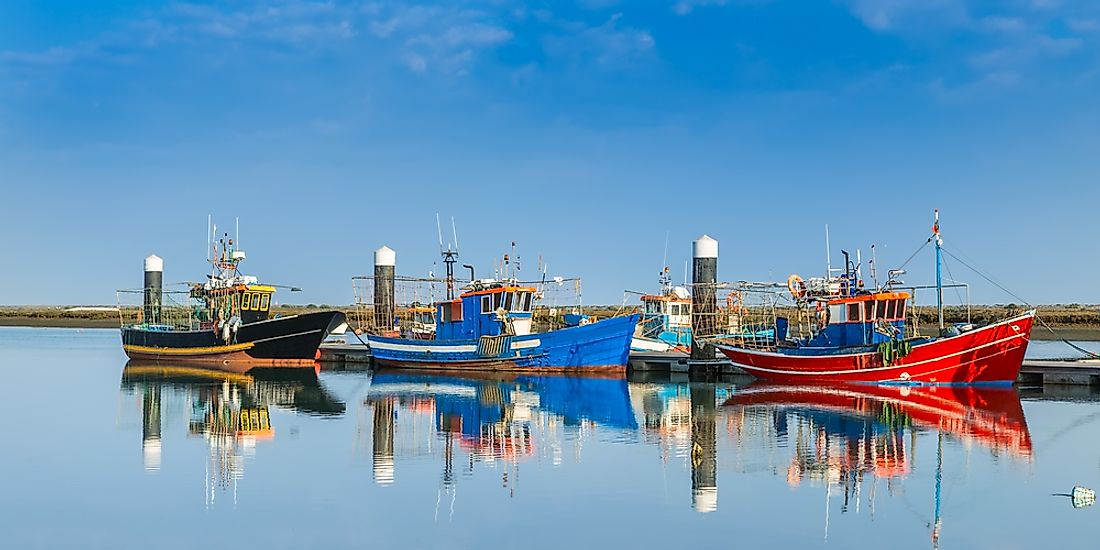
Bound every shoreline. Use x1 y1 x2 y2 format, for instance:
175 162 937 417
3 316 1098 341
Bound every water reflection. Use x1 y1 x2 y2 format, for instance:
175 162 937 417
363 370 637 498
119 362 345 504
723 383 1032 546
118 358 1037 546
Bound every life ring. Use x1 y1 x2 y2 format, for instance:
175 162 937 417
726 291 744 313
787 274 806 300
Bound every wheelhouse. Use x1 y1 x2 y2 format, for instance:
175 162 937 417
435 283 537 340
192 283 276 325
807 291 911 347
638 289 693 348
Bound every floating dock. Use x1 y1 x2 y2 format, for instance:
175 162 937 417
1019 358 1100 386
319 342 1100 385
319 341 373 364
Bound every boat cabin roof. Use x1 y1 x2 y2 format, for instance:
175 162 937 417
641 294 691 303
459 285 537 298
826 291 909 306
202 284 277 295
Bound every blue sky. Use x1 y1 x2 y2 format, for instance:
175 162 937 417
2 0 1098 306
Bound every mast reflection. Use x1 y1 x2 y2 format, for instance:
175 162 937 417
120 361 345 505
724 383 1032 546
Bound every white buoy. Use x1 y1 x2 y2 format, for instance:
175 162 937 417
374 245 396 267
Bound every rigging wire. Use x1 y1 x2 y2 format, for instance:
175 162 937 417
940 247 1100 359
897 237 932 272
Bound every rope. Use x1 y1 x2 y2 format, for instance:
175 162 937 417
940 247 1100 359
897 238 932 272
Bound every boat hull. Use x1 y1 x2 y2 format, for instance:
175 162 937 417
717 312 1034 384
122 311 347 367
367 314 638 374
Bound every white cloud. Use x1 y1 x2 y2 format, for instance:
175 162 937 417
542 13 655 68
980 15 1026 33
841 0 970 32
1 47 80 65
1067 18 1099 33
360 4 515 76
673 0 729 16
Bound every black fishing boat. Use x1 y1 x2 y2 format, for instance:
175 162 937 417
119 224 346 366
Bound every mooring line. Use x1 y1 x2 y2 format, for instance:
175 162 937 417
941 247 1100 359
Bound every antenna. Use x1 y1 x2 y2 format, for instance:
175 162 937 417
661 231 669 274
870 244 879 290
825 224 832 277
436 214 460 300
236 217 239 248
436 212 445 252
451 217 459 255
207 214 212 261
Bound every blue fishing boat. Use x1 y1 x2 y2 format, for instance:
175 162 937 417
368 279 639 373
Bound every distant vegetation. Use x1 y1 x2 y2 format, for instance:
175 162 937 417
2 303 1097 338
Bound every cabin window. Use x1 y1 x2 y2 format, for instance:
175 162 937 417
492 292 503 310
511 292 525 312
896 300 906 320
481 295 492 314
876 300 888 320
439 305 449 322
523 292 532 312
886 300 898 319
260 294 270 311
864 301 875 320
668 304 677 316
504 292 514 312
847 303 861 322
251 293 261 310
829 305 843 324
451 301 463 321
241 292 252 311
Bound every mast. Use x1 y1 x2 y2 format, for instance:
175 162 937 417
934 210 944 331
437 214 459 300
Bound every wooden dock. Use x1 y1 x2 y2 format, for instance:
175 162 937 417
319 341 1100 386
319 341 373 364
1019 358 1100 386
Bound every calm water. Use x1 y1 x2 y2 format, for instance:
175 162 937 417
5 327 1100 549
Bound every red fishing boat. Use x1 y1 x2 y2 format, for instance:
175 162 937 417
716 211 1034 384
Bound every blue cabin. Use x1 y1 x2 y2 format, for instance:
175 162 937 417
638 289 693 349
434 282 537 340
804 291 910 347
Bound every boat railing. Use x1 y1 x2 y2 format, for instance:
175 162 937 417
351 273 585 336
115 289 201 331
351 275 458 336
685 279 977 348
